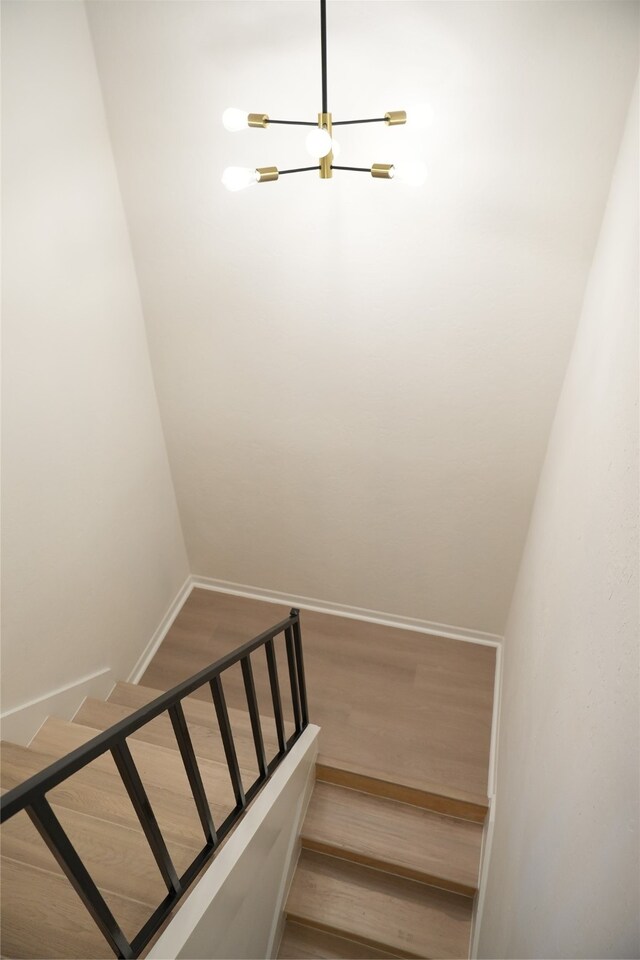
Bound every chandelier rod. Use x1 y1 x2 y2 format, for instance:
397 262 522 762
267 117 388 127
268 119 319 127
279 165 322 175
321 0 328 113
333 118 387 126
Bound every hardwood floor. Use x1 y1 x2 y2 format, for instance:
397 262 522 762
142 588 496 804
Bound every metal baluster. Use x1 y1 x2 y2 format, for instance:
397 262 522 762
168 702 217 845
265 639 286 753
111 740 181 895
284 626 303 732
27 797 133 959
209 675 246 809
290 610 309 727
240 656 268 778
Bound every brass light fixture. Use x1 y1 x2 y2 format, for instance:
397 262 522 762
221 0 427 191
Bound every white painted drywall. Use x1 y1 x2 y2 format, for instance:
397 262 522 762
0 668 114 746
86 0 639 635
477 77 639 959
1 1 190 714
148 725 320 960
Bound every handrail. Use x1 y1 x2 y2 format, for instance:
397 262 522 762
0 611 296 820
0 607 309 959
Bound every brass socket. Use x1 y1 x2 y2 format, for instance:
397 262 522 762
318 112 333 179
248 113 269 128
256 166 279 183
384 111 407 126
371 163 394 179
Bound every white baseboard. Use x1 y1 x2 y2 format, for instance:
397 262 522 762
191 575 503 647
0 575 193 745
128 576 193 684
0 668 115 746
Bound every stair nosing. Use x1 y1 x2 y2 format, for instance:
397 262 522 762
281 917 405 960
299 836 477 897
285 913 423 960
315 762 488 823
286 847 473 960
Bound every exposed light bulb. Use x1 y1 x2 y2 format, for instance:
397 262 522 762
390 160 428 186
330 138 341 160
222 108 249 132
221 167 259 192
305 127 333 158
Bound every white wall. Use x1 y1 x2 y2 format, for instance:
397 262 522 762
86 1 639 636
148 726 319 960
1 1 190 715
477 78 639 959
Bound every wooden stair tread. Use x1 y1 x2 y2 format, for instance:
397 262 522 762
74 697 264 786
286 849 472 960
316 762 488 824
32 714 252 798
109 681 295 743
1 802 171 912
302 781 482 896
25 718 249 852
279 920 400 959
1 739 202 871
1 856 149 958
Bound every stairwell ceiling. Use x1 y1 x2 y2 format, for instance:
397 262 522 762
86 0 638 635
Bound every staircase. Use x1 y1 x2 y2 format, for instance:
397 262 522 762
2 598 492 960
1 680 296 959
278 767 484 960
1 608 309 959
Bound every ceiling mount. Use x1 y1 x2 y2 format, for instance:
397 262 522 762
221 0 427 191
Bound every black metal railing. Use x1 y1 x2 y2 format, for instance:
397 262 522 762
0 608 309 959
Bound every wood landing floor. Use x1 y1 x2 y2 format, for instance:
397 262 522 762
141 589 496 806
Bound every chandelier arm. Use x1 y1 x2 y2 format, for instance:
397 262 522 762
279 166 322 175
267 119 320 127
332 118 387 126
321 0 328 113
331 165 371 173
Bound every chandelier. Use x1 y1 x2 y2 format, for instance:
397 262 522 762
221 0 427 191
